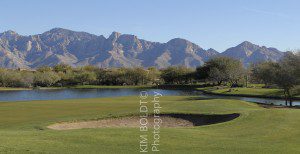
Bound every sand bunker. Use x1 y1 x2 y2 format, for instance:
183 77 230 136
47 113 239 130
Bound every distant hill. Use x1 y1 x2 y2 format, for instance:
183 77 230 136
0 28 284 68
221 41 284 66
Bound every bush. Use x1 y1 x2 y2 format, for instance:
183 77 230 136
33 72 61 87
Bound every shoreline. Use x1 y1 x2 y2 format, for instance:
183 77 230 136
1 85 299 103
198 89 300 101
0 85 155 91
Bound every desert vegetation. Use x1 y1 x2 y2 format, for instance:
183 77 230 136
0 52 299 103
251 52 300 105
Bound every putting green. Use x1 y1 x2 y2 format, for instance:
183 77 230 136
0 96 299 153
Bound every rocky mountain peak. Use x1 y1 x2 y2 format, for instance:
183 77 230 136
239 41 253 46
40 28 98 45
237 41 259 50
43 28 96 38
166 38 202 51
108 31 121 41
3 30 17 35
49 27 71 33
0 28 285 69
167 38 190 45
0 30 19 39
207 48 218 53
221 41 284 66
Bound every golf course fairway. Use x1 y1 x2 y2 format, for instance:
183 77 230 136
0 96 299 153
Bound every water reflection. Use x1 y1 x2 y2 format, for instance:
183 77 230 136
0 88 299 106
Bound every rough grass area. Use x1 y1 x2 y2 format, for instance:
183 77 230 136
198 86 300 99
0 96 299 153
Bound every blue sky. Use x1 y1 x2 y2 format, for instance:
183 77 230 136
0 0 299 51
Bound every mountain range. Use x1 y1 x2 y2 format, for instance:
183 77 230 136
0 28 284 69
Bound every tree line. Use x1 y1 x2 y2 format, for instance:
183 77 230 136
0 52 299 104
0 65 161 87
251 52 300 106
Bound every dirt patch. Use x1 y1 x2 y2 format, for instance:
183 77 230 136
47 113 240 130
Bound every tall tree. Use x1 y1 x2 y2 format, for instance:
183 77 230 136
53 64 72 73
161 66 194 84
34 72 61 87
273 52 300 106
251 62 277 86
196 57 245 86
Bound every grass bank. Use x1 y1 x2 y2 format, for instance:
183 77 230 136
0 87 31 91
39 84 202 90
0 84 203 91
0 85 155 91
198 86 300 100
70 85 155 89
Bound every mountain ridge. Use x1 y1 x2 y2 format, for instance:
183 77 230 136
0 28 285 68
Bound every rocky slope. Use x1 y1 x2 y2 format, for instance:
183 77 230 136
221 41 284 66
0 28 284 68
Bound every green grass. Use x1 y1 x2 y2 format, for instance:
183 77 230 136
0 96 300 153
1 84 204 91
0 85 155 91
0 87 31 91
71 85 155 89
213 87 283 96
198 86 300 99
47 84 201 90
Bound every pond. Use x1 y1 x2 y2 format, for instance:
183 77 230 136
0 88 299 106
0 89 195 102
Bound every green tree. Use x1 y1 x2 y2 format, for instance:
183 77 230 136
251 62 277 86
0 69 33 87
147 67 161 85
161 66 194 84
37 66 52 73
34 72 61 87
57 71 77 86
125 68 148 85
252 51 300 106
75 71 97 85
53 64 72 73
196 57 245 86
273 52 300 106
